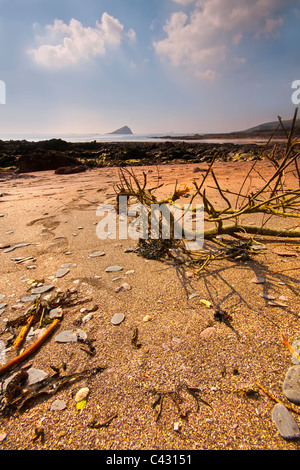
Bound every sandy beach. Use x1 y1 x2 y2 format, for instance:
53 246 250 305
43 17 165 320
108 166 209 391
0 158 299 451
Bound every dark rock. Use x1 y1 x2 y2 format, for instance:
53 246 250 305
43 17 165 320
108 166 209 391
54 165 87 175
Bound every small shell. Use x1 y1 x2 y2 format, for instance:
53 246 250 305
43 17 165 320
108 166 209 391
74 387 90 403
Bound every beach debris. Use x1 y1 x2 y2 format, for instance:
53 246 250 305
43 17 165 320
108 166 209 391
88 413 118 429
0 319 60 377
272 403 300 440
31 427 45 443
0 366 105 413
131 327 142 349
13 314 35 350
199 299 212 308
111 313 125 325
106 266 123 273
137 238 173 260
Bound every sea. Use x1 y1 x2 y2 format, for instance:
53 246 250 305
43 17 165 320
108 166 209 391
0 132 182 143
0 132 269 144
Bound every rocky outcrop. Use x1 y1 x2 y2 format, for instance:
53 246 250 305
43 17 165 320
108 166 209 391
109 126 133 135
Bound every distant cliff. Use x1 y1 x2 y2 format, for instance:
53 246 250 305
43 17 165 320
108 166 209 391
109 126 133 135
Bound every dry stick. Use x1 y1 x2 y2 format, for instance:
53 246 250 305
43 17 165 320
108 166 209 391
0 319 60 377
256 382 300 415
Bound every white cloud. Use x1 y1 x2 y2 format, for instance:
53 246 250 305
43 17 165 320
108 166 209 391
172 0 196 4
155 0 295 80
29 12 135 68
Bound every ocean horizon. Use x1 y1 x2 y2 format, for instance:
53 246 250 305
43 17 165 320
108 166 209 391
0 132 190 143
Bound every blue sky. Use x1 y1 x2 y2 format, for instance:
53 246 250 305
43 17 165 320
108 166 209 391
0 0 299 135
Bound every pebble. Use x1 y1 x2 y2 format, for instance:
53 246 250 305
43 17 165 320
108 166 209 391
56 268 70 278
55 329 87 343
31 285 54 295
111 313 125 325
251 277 265 284
26 368 48 385
283 366 300 404
200 327 216 338
106 266 123 273
272 403 300 440
0 294 4 300
89 252 105 258
291 340 300 365
49 308 64 319
50 399 67 411
189 293 199 300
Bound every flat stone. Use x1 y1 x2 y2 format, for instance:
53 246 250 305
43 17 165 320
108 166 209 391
26 368 48 386
49 307 64 319
0 295 4 300
61 263 77 268
189 293 200 300
50 399 67 411
89 252 105 258
0 303 7 310
272 403 300 440
20 294 41 302
111 313 125 325
106 266 123 273
3 243 31 253
56 268 70 278
292 340 300 365
31 285 54 295
55 329 87 343
200 327 216 338
251 277 265 284
283 366 300 404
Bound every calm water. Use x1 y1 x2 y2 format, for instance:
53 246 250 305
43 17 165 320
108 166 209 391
0 132 271 144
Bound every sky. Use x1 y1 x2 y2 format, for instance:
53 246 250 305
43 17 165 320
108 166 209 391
0 0 299 136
